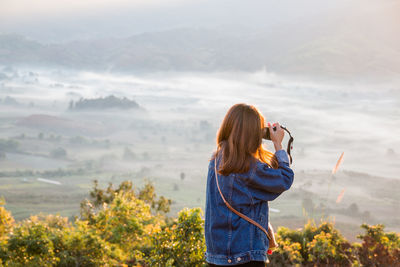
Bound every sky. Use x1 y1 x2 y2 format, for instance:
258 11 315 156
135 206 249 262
0 0 398 63
0 0 364 42
0 0 190 19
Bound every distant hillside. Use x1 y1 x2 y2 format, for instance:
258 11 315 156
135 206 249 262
69 95 141 111
0 1 399 80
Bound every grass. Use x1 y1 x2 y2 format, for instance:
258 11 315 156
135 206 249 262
0 124 398 244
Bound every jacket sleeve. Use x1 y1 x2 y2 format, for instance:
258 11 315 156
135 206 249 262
245 149 294 202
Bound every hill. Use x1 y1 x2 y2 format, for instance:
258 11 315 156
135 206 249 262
70 95 141 111
1 0 399 81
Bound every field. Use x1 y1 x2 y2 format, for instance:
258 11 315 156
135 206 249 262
0 67 399 242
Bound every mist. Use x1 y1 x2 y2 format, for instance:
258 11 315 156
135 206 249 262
0 0 399 239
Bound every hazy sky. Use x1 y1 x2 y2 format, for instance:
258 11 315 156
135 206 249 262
1 0 398 43
0 0 191 19
0 0 348 38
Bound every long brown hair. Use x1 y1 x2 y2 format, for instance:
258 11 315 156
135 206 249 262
213 103 278 175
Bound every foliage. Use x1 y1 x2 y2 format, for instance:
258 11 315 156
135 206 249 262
356 223 400 267
0 139 19 152
0 181 399 266
54 220 124 266
0 198 14 239
146 208 206 267
88 193 158 260
50 147 67 158
123 147 136 160
70 95 140 110
0 213 123 266
2 215 60 266
83 179 172 216
269 220 356 267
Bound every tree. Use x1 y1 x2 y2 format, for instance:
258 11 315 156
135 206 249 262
82 179 171 217
123 147 136 160
68 100 74 110
71 95 140 110
173 183 179 191
50 147 67 158
86 192 156 264
0 139 18 152
348 203 359 215
302 197 315 214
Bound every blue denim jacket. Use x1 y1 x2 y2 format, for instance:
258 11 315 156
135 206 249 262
204 149 294 265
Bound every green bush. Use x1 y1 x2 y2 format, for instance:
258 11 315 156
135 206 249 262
0 198 14 239
54 220 124 267
0 139 19 152
4 216 59 266
50 147 67 158
356 223 400 267
0 214 124 266
146 208 206 267
0 181 399 266
87 192 157 264
268 220 354 266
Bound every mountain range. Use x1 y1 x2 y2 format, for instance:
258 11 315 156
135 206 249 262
1 0 399 81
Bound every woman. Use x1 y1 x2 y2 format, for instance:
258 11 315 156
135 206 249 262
204 103 294 266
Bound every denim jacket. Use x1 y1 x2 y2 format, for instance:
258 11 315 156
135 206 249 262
204 149 294 265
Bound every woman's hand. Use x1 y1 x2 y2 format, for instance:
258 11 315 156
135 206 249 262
268 122 284 151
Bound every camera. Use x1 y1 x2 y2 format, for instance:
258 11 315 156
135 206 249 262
262 126 277 140
262 124 294 164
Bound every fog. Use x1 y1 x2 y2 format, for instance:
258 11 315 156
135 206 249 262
2 0 398 44
1 67 399 176
0 0 399 237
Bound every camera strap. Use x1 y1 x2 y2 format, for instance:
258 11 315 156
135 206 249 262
280 125 294 164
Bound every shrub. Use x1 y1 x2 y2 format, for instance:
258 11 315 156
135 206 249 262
83 179 171 217
0 213 124 266
1 181 400 266
269 220 355 267
50 147 67 158
356 223 400 267
4 216 59 266
55 220 124 267
0 198 14 239
146 207 206 267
